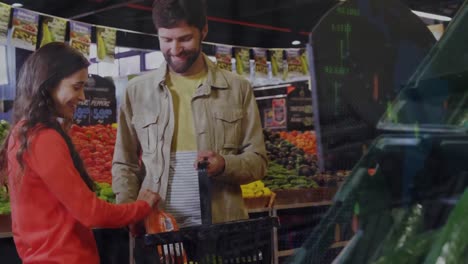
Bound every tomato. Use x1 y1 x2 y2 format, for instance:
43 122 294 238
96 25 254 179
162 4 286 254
70 124 118 184
279 130 317 155
80 149 91 158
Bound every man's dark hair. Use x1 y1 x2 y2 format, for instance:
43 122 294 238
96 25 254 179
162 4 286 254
152 0 207 31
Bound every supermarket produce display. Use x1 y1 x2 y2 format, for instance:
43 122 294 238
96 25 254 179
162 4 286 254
0 121 116 215
0 120 10 215
0 121 341 216
241 180 273 198
94 182 115 203
69 124 117 201
0 120 9 145
263 129 347 191
0 185 9 215
264 130 317 171
69 124 116 184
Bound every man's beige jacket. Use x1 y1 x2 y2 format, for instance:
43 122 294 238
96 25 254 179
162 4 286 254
112 55 267 223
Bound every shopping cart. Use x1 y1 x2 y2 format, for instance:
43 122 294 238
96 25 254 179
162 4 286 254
141 158 279 264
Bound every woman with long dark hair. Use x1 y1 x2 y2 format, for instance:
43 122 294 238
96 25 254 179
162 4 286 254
0 42 159 263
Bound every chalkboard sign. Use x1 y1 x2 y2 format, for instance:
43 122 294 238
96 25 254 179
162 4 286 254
0 100 13 113
74 74 116 125
287 81 313 131
308 0 435 171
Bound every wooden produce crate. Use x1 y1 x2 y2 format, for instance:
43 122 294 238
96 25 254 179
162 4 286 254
316 186 339 201
274 187 338 205
243 193 276 210
274 188 321 205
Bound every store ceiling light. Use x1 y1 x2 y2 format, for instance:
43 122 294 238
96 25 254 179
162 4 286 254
11 3 23 8
292 40 301 46
412 10 452 21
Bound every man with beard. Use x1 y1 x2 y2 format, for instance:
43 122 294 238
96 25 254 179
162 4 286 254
112 0 267 260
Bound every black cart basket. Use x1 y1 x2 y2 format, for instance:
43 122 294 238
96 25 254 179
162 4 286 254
143 217 278 264
141 158 279 264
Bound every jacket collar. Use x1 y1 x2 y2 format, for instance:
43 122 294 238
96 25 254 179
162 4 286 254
154 53 229 93
204 55 229 89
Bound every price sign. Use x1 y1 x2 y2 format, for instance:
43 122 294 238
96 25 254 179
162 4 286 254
74 74 116 125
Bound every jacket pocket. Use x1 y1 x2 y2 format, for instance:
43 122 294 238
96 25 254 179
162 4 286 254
214 108 244 149
132 114 159 154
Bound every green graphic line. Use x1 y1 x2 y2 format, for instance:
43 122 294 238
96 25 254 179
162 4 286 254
340 39 344 66
346 28 350 55
334 81 340 116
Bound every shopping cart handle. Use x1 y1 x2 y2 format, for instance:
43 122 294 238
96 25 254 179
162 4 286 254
197 157 209 170
198 157 212 225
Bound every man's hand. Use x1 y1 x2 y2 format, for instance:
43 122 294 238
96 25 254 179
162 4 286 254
195 151 225 177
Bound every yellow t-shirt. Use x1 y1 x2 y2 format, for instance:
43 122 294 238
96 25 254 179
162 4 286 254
167 69 207 152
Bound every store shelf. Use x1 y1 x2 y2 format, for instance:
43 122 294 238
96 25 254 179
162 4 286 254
274 200 332 210
276 240 348 260
247 207 271 214
252 78 310 90
253 83 291 91
269 200 335 264
331 241 348 248
278 248 295 258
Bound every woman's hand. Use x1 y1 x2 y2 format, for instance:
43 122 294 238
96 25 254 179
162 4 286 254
137 189 160 208
130 190 160 236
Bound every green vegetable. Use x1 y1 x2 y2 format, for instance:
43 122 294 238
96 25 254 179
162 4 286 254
94 181 115 203
100 188 114 198
371 204 424 261
372 230 439 264
97 182 111 189
0 201 11 215
0 119 10 145
423 189 468 264
0 185 10 215
0 119 9 129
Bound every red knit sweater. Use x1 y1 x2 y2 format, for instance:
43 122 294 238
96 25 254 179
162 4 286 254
7 127 150 263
